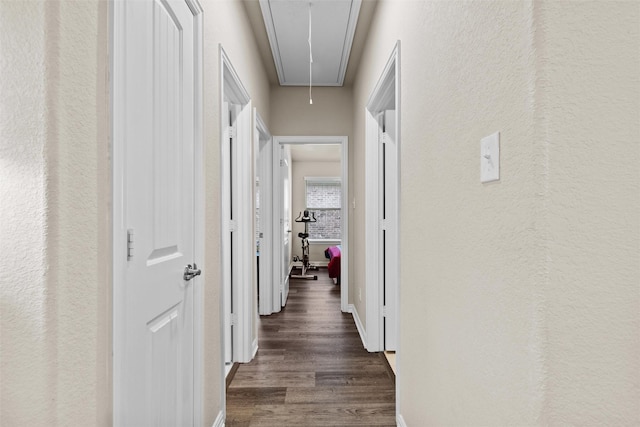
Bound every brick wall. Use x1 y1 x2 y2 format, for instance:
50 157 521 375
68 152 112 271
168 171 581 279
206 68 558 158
306 181 341 239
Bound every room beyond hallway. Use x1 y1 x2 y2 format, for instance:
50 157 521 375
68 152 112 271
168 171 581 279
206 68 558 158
226 269 396 426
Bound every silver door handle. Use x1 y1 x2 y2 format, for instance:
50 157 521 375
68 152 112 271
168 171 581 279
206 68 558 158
184 263 201 281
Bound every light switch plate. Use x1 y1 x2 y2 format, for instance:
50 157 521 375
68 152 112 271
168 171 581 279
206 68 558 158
481 131 500 183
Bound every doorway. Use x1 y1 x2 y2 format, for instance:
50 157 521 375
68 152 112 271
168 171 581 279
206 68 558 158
254 111 276 315
365 42 400 353
220 47 255 372
272 136 350 313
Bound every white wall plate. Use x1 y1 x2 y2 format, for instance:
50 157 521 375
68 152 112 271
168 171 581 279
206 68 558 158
481 131 500 183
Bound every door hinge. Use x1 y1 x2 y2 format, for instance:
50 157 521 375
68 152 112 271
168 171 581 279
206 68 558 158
382 305 387 317
280 159 285 167
230 313 238 326
224 125 237 140
127 229 134 260
229 220 237 232
380 219 387 230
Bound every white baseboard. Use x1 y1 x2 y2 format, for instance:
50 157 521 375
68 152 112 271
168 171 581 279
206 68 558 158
224 363 234 378
397 414 407 427
348 304 367 349
212 410 224 427
292 260 329 268
252 338 258 359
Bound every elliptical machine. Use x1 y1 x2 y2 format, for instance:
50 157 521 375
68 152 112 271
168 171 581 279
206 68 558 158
290 210 318 280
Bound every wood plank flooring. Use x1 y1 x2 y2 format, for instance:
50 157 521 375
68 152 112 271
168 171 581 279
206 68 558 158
226 269 396 426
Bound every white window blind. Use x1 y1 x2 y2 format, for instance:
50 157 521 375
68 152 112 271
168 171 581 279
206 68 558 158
304 177 341 240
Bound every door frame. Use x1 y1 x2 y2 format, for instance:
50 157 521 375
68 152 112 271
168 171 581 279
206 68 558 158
274 143 292 309
111 0 205 424
365 41 401 352
272 136 350 313
219 45 255 373
254 111 275 315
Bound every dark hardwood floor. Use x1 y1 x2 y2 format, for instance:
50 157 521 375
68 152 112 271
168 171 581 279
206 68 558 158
226 268 396 426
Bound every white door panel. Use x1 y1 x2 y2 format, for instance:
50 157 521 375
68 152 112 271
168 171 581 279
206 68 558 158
222 99 254 363
222 101 233 365
281 145 292 306
256 116 274 316
115 0 197 424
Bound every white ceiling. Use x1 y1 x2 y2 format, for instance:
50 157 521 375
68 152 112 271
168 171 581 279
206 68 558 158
259 0 362 86
243 1 377 87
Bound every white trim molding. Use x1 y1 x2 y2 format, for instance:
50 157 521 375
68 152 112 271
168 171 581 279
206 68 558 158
212 410 225 427
190 2 205 425
308 238 341 245
273 136 350 313
365 41 401 352
348 304 367 349
292 260 329 268
220 46 254 365
255 109 275 316
252 338 259 359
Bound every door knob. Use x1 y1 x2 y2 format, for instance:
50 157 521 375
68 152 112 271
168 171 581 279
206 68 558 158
184 263 201 281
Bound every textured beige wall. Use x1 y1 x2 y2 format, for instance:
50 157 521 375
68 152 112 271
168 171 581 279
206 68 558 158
1 2 51 424
0 0 111 425
540 2 640 424
202 0 272 423
353 0 639 425
291 160 342 264
269 86 353 137
202 0 271 424
354 3 544 423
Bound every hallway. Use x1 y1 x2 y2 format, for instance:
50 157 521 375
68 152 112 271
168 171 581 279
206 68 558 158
3 1 638 425
226 270 396 426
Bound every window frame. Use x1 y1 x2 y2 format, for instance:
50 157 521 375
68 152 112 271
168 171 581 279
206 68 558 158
304 176 342 243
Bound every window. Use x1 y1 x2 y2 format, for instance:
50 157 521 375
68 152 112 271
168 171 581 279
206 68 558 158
305 177 341 240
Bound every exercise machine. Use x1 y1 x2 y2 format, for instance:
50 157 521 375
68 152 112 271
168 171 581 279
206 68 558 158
291 210 318 280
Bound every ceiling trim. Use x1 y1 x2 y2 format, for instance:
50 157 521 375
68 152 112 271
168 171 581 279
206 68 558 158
259 0 287 84
259 0 362 87
336 0 361 86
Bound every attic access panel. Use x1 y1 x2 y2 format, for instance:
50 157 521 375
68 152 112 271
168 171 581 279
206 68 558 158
259 0 361 86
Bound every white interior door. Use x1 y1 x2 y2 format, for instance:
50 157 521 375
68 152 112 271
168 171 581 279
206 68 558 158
255 116 273 315
222 101 236 365
256 139 263 311
383 110 398 351
114 0 199 424
365 44 400 352
280 144 292 307
223 98 255 364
